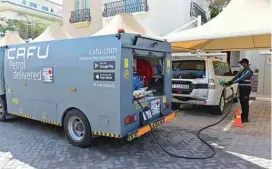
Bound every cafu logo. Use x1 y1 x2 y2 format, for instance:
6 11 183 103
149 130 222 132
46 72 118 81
7 45 50 60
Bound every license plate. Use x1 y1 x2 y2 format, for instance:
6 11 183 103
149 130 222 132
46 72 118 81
143 110 152 120
172 84 189 89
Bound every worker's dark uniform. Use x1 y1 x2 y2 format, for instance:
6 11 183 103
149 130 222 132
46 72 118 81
230 67 253 122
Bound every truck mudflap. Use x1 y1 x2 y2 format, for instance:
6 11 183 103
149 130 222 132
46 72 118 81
127 111 177 141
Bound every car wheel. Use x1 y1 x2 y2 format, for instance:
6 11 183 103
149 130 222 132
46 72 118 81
64 109 93 148
0 97 7 122
233 87 239 103
171 103 180 110
214 94 226 115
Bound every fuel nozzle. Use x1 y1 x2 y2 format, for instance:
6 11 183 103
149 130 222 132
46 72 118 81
219 80 226 87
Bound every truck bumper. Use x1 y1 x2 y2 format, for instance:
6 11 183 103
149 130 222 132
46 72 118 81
127 111 177 141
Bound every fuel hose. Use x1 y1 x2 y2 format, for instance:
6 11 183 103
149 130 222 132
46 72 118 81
133 86 234 159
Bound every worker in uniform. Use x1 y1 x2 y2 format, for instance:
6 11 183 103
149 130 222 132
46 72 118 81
225 58 253 123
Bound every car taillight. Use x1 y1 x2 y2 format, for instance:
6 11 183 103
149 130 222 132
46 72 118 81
125 114 137 125
208 79 216 89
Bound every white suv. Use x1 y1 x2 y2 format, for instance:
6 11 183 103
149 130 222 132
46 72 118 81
171 56 238 114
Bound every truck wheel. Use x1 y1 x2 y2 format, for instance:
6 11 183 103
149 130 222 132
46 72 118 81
0 97 7 122
214 94 226 115
64 109 93 148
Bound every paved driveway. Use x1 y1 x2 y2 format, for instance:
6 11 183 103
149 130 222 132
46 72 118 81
0 101 271 169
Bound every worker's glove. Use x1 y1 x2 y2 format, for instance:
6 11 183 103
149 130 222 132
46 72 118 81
225 81 233 86
219 80 226 86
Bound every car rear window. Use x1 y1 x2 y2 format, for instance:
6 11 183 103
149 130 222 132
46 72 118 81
172 60 206 71
172 60 206 79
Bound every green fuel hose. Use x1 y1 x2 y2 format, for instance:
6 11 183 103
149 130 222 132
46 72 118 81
133 86 234 159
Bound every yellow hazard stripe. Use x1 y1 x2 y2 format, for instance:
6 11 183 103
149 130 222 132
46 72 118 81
36 118 61 126
128 133 137 141
127 119 165 141
9 112 32 119
128 112 177 141
152 119 164 127
9 112 60 126
92 131 120 138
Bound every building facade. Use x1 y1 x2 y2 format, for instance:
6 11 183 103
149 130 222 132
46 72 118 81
0 0 62 24
62 0 102 37
62 0 208 37
103 0 209 36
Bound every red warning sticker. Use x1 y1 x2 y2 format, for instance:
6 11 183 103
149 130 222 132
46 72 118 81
42 68 53 83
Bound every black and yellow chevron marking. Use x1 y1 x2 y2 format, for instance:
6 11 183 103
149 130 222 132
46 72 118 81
36 118 61 126
127 118 166 141
92 131 120 138
127 132 137 141
152 119 164 127
9 112 32 119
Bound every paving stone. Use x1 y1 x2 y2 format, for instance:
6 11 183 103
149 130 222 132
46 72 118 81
0 101 271 169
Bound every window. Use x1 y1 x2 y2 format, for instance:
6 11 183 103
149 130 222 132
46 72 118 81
85 0 89 8
75 0 89 10
29 2 37 8
173 60 206 71
172 60 206 79
223 62 233 76
75 0 81 10
213 61 232 76
213 61 222 76
42 6 48 11
22 0 26 5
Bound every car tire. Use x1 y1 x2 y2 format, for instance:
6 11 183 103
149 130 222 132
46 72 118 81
233 88 239 103
64 109 93 148
171 103 180 110
0 97 7 122
214 94 226 115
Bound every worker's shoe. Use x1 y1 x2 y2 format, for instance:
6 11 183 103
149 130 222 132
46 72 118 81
242 119 249 123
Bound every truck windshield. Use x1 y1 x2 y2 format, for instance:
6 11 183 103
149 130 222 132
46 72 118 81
172 60 206 79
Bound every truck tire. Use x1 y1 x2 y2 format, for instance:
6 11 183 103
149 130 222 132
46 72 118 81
213 94 226 115
0 97 7 122
64 109 93 148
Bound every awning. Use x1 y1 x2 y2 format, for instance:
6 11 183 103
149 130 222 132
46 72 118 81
31 25 72 42
93 13 160 39
163 0 272 52
0 32 25 46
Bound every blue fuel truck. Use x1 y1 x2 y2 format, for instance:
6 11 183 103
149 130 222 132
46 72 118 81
0 32 176 147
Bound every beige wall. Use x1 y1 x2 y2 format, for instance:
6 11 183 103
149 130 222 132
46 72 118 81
257 51 272 97
63 0 102 38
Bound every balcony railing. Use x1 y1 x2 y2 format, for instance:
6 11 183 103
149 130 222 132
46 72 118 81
70 8 91 24
103 0 149 18
190 2 207 23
